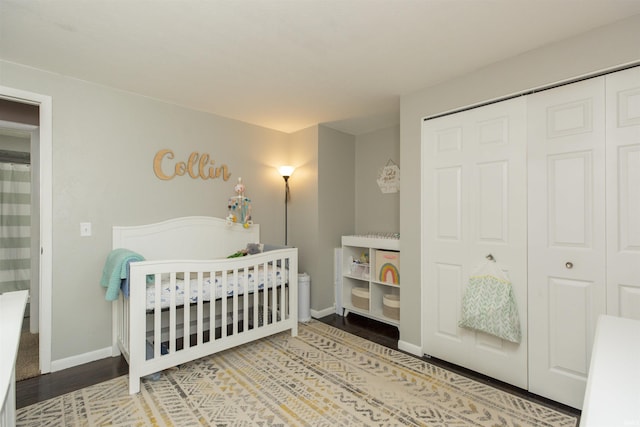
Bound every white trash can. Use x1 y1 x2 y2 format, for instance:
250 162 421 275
298 273 311 322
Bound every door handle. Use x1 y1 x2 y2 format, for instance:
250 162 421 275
565 262 573 269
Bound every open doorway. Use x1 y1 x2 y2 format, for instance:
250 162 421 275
0 124 39 380
0 86 52 376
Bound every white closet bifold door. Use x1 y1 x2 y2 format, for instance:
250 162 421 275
527 76 607 410
605 66 640 320
422 96 528 389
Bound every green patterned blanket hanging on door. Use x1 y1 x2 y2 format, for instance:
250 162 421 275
459 259 521 343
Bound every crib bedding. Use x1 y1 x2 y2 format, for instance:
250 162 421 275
145 265 287 310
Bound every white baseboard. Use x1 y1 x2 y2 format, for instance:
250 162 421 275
311 306 335 319
398 339 422 357
51 346 114 372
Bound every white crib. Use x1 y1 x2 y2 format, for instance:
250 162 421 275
110 216 298 394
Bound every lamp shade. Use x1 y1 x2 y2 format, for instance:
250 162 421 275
278 165 295 177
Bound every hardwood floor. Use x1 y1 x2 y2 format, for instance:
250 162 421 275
16 313 581 421
16 351 129 409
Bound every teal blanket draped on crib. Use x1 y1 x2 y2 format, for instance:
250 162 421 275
100 248 145 301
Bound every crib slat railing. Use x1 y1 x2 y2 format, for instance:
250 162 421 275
262 261 269 326
242 264 251 330
232 268 239 336
168 272 177 355
196 271 204 346
252 264 259 328
121 296 130 356
183 270 191 351
284 258 288 319
265 260 272 325
221 270 228 339
275 258 281 322
278 258 283 321
209 270 216 342
153 274 162 360
278 258 288 322
292 253 299 335
272 259 279 324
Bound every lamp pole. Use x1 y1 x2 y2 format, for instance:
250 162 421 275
283 175 290 246
278 165 295 246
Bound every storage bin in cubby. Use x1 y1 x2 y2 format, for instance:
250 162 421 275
383 294 400 320
351 287 370 311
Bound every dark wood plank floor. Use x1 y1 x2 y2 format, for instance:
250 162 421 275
16 313 581 421
16 351 129 409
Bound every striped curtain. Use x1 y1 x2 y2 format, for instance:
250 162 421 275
0 162 31 294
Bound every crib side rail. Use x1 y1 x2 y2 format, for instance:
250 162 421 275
124 248 298 394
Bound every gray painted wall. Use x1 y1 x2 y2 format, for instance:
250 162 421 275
355 125 400 235
288 125 320 304
288 125 356 313
318 125 355 311
1 60 290 361
400 14 640 348
286 124 397 315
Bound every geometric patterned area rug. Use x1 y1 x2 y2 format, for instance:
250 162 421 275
16 321 578 426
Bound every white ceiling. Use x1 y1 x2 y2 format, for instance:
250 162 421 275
2 1 640 135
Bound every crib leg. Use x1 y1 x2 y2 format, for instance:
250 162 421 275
129 374 141 394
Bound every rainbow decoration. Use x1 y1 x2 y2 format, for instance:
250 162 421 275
379 263 400 285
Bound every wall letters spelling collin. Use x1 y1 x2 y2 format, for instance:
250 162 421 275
153 149 231 181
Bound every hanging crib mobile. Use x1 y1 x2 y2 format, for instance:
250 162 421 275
226 177 252 228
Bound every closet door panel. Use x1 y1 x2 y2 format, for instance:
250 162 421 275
476 161 508 242
528 76 606 409
433 163 464 340
547 153 593 247
548 277 597 375
618 285 640 319
467 101 528 385
434 262 463 341
606 66 640 319
423 97 527 389
618 147 640 251
435 166 461 240
424 114 467 350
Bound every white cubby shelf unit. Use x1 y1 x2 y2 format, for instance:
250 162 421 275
340 235 400 326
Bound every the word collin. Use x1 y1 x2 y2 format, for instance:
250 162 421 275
153 149 231 181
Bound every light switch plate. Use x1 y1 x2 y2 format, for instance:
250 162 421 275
80 222 92 237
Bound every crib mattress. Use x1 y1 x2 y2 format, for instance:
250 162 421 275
145 267 286 310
